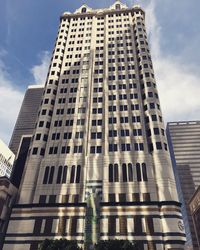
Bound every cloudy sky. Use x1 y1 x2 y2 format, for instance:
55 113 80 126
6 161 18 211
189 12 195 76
0 0 200 145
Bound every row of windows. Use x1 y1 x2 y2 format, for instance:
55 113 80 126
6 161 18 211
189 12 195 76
109 143 144 152
52 116 141 128
38 192 151 205
43 165 81 184
37 114 163 130
32 140 167 156
41 129 143 141
40 127 165 142
33 216 153 242
109 163 148 182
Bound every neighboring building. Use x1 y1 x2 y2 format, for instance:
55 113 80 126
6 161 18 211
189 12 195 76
4 2 185 250
0 177 17 249
189 186 200 249
9 85 44 188
166 121 200 250
0 139 15 178
9 85 44 155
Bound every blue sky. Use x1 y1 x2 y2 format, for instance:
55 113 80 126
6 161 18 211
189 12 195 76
0 0 200 145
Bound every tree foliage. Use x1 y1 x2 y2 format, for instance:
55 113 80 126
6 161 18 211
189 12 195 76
38 239 82 250
94 240 139 250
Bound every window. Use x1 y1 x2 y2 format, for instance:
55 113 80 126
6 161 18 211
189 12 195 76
132 193 140 201
39 195 46 204
128 163 133 181
91 132 102 139
120 129 129 137
61 146 70 154
134 216 142 234
136 163 142 182
108 216 116 236
142 163 148 181
43 166 49 184
32 147 38 155
49 195 56 203
122 164 127 182
90 146 102 154
75 165 81 183
57 166 62 184
63 132 72 139
119 193 126 202
35 134 41 140
133 129 142 136
109 163 119 182
156 142 162 150
121 144 131 151
74 145 83 153
56 165 68 184
70 165 75 183
77 119 85 125
75 131 84 139
120 117 128 123
109 130 117 137
70 218 77 236
49 166 55 184
143 193 151 201
109 144 118 152
134 143 144 151
109 194 115 202
116 4 121 10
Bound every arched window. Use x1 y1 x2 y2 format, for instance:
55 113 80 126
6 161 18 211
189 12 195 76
62 165 68 183
109 164 113 182
114 164 119 182
116 4 121 10
76 165 81 183
122 163 127 182
43 166 49 184
57 165 62 184
70 165 75 183
82 7 86 13
142 163 148 181
49 166 55 184
136 163 141 182
128 163 133 182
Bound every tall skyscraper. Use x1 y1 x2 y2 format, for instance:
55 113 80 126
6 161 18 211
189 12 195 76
167 121 200 250
4 2 185 250
9 85 44 155
9 85 43 188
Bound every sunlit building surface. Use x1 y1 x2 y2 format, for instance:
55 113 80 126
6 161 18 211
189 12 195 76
4 2 185 249
0 139 15 178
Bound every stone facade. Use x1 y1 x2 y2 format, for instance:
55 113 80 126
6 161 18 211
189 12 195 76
4 2 185 249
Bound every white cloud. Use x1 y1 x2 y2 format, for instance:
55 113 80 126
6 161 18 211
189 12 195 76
144 0 200 123
0 50 51 145
0 50 23 145
31 50 51 85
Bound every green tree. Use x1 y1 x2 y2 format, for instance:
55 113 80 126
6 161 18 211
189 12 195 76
38 239 82 250
94 240 139 250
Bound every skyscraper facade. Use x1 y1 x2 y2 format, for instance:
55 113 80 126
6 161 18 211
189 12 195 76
167 121 200 250
4 2 185 250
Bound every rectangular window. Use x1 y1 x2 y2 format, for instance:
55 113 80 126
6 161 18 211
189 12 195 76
70 218 77 236
119 216 127 235
44 218 53 234
108 216 116 236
